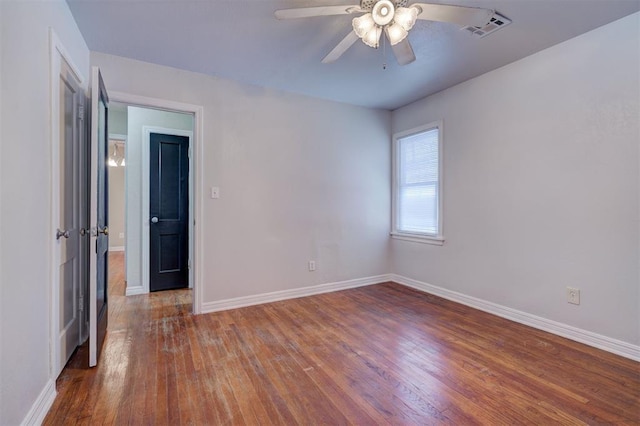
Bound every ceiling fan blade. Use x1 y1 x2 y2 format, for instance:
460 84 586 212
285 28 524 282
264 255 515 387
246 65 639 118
322 30 360 63
275 5 362 20
390 37 416 66
413 3 494 27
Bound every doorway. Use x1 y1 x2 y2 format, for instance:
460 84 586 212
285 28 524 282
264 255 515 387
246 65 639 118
49 32 90 377
103 92 204 320
106 103 195 299
56 55 84 374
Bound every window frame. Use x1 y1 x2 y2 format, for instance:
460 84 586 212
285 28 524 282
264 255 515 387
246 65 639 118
391 121 444 245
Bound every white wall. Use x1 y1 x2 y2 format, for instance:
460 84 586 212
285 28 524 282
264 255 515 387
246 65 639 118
391 13 640 346
109 107 127 135
125 106 193 289
0 1 89 424
91 52 392 302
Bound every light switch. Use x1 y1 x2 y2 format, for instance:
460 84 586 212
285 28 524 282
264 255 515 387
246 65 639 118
211 186 220 199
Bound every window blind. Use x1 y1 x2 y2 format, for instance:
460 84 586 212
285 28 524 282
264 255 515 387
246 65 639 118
397 128 439 235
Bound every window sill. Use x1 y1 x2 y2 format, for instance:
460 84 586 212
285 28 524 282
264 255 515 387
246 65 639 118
390 232 445 246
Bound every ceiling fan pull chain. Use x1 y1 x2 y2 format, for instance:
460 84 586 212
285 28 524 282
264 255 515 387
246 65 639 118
382 29 387 70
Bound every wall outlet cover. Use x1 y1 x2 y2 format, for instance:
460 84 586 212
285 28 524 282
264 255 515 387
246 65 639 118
567 287 580 305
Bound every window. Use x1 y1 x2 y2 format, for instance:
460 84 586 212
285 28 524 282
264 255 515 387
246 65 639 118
392 122 443 245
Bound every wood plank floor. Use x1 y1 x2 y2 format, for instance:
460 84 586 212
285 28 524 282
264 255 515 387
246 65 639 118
45 252 640 424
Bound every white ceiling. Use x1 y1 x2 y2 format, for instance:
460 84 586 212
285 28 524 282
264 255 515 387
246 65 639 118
67 0 639 110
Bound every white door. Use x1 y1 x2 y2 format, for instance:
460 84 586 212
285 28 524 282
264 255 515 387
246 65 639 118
89 67 110 367
57 59 83 372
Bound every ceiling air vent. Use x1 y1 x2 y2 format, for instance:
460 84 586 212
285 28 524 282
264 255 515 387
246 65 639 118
463 12 511 38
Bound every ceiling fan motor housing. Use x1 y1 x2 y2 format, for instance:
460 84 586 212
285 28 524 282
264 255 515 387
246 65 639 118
372 0 395 25
360 0 408 11
354 0 418 48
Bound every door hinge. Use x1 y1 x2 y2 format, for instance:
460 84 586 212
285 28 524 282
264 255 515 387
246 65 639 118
188 147 192 159
78 296 84 311
188 260 192 270
78 104 85 121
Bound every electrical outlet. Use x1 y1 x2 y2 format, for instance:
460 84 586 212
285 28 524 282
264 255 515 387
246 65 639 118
308 260 316 272
119 232 125 239
210 186 220 199
567 287 580 305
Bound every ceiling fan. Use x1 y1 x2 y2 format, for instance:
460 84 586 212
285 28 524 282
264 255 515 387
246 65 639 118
275 1 495 65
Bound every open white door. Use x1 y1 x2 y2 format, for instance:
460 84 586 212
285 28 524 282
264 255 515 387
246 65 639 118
54 58 84 375
89 67 109 367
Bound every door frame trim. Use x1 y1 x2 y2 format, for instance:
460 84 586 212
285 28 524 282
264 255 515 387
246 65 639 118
109 91 204 314
48 29 86 380
142 127 194 294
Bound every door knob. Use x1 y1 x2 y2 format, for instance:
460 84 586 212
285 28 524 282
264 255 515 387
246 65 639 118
98 226 109 236
56 228 70 240
151 217 159 223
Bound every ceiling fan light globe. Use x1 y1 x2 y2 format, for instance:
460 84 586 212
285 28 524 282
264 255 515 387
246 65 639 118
371 0 395 26
362 27 382 48
352 13 375 38
394 6 418 31
386 23 408 45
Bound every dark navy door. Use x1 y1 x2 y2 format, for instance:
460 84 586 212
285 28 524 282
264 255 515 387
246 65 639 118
149 133 189 292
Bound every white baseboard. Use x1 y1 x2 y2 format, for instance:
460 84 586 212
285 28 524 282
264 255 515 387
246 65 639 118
201 274 393 313
109 246 125 252
391 274 640 362
125 285 146 296
198 272 639 361
21 379 56 426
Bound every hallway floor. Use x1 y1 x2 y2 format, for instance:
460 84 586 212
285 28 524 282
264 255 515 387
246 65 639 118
44 251 192 423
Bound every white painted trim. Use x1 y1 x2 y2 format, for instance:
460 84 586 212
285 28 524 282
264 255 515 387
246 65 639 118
48 29 87 382
108 133 127 142
125 285 146 296
199 270 639 360
391 274 640 362
141 126 193 294
109 91 204 314
201 275 393 313
110 91 199 116
390 232 444 245
108 246 125 252
20 379 56 426
49 30 85 86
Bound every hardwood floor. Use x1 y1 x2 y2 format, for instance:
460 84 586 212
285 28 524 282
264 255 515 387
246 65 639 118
45 252 639 424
